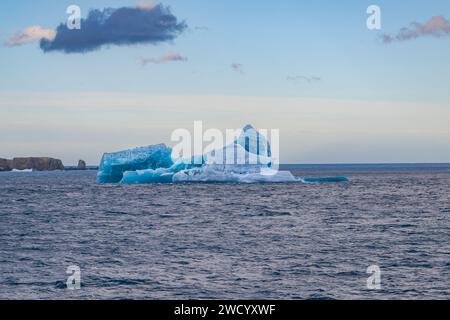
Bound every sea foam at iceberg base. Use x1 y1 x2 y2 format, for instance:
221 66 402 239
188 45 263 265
97 125 349 184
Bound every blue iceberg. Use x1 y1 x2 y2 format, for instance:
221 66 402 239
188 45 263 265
97 125 349 184
97 144 174 184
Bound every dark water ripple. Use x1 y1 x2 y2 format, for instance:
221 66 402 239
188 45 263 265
0 167 449 300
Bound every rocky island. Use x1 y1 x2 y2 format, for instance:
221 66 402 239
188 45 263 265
0 157 65 172
77 159 87 170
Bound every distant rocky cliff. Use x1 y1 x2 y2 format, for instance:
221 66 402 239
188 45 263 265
0 157 64 171
0 158 12 171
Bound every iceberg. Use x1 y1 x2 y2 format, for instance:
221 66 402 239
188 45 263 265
97 125 349 184
97 144 173 184
172 166 298 183
120 160 194 184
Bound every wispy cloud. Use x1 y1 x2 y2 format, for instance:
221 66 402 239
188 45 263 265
194 26 210 31
134 1 158 10
140 52 187 65
287 75 321 84
5 25 55 47
231 63 244 74
383 16 450 43
40 3 187 54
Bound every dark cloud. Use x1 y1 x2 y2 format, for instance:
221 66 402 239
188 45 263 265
383 16 450 44
40 4 187 53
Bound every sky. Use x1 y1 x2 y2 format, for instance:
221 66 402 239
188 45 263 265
0 0 450 165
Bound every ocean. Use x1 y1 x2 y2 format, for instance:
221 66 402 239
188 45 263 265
0 164 449 300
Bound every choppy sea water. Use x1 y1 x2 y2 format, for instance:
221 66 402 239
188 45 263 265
0 165 449 300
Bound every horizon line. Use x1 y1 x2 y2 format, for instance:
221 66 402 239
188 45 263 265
63 162 450 167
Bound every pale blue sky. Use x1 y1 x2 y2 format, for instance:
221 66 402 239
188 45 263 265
1 1 450 164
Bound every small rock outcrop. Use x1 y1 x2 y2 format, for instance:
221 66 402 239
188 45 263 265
77 159 87 170
0 157 65 171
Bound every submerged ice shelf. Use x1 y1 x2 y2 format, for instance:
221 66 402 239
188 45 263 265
97 125 349 184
